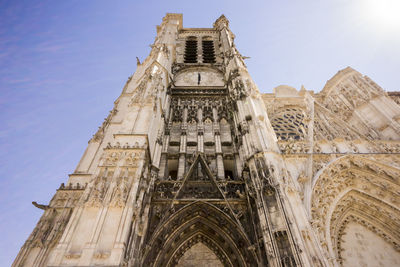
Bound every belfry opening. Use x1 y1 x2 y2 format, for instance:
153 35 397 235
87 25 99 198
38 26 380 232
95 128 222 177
14 13 400 267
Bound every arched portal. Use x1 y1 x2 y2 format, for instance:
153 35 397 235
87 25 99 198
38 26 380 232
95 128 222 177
176 241 223 267
331 190 400 266
141 201 259 267
311 155 400 266
339 220 400 266
171 233 228 266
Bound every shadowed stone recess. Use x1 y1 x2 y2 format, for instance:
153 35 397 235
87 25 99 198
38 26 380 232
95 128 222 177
13 13 400 267
176 243 224 267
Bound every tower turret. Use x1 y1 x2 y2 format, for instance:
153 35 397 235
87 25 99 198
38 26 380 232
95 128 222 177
14 13 400 267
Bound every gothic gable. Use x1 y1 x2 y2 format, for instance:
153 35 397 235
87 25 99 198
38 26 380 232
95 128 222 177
174 153 225 200
14 13 400 267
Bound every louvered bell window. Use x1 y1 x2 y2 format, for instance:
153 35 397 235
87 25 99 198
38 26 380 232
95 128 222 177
184 37 198 63
202 40 215 63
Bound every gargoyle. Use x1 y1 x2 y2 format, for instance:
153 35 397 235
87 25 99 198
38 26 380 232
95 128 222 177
32 201 49 210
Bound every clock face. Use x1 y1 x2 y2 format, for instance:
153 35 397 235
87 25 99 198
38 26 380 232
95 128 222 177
174 69 224 87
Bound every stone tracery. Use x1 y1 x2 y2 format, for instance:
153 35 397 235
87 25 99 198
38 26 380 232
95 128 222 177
311 155 400 264
270 108 308 141
141 201 258 267
14 13 400 267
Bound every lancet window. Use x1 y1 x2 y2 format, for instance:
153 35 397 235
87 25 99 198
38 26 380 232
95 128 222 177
202 37 216 63
184 36 198 63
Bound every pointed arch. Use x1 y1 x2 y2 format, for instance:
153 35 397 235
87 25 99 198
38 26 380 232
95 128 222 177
330 190 400 265
169 233 229 266
141 201 258 266
310 155 400 264
320 67 358 97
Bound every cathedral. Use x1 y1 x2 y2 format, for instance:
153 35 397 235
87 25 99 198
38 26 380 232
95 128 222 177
13 14 400 267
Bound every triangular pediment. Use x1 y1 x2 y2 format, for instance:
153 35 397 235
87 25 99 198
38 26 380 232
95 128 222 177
176 242 224 267
175 153 225 199
313 102 366 141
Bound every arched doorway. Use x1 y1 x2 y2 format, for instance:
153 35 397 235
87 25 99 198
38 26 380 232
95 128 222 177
311 156 400 266
141 201 259 266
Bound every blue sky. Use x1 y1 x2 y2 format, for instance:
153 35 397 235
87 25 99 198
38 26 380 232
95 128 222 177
0 0 399 265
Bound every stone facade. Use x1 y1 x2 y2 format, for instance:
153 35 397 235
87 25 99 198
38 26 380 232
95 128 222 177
13 14 400 267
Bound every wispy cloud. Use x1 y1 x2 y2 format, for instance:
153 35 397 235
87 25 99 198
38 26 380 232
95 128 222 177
1 77 32 84
35 43 67 53
34 40 74 53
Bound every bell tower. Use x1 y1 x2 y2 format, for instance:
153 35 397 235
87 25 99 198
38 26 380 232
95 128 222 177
14 14 335 267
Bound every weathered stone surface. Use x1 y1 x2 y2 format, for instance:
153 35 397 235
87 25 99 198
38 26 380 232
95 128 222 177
177 243 223 267
13 13 400 267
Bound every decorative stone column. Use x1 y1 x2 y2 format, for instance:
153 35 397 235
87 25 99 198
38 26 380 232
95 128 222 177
177 106 188 179
215 133 225 179
213 105 225 179
197 107 203 153
158 134 169 179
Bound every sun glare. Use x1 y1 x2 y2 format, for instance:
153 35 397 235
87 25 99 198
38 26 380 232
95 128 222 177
363 0 400 31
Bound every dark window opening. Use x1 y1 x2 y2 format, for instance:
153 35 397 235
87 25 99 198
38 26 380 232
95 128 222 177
202 40 215 63
167 159 178 180
225 170 234 180
274 231 296 267
168 170 177 180
184 37 198 63
223 160 236 180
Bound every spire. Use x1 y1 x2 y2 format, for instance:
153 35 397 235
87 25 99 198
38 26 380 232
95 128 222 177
213 14 229 30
